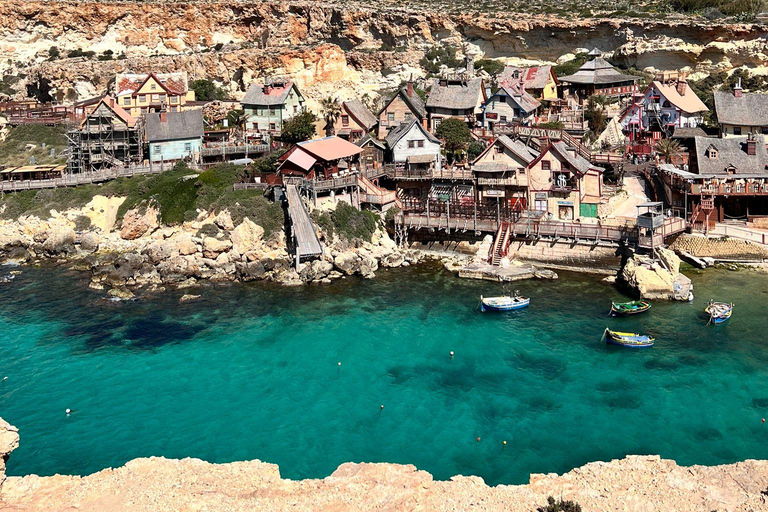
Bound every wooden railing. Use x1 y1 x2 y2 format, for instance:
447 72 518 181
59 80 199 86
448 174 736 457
383 165 474 181
201 144 270 157
691 183 768 195
233 182 270 190
360 191 397 205
0 163 186 192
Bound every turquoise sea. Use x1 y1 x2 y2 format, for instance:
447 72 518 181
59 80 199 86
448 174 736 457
1 263 768 485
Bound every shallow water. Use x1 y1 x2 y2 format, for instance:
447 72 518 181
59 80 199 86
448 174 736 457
1 263 767 485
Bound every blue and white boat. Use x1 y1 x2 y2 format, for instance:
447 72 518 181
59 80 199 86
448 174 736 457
603 328 655 348
480 294 530 312
705 300 733 324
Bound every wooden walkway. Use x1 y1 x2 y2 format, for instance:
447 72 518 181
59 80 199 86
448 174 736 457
285 184 323 264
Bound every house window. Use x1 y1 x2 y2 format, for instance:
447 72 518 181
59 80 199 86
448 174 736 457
123 97 130 105
408 140 415 149
269 107 277 116
184 142 192 152
452 109 459 116
734 126 742 135
404 112 412 120
417 140 424 148
542 160 551 171
293 105 298 113
269 122 276 131
150 84 157 91
153 146 161 154
170 106 177 112
500 115 507 123
139 95 146 103
341 115 349 127
388 112 395 122
519 168 526 175
762 126 768 135
498 95 506 102
170 96 177 104
495 146 504 154
708 147 718 159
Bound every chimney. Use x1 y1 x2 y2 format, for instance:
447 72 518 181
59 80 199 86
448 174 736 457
676 74 687 96
734 78 743 98
160 112 167 123
465 53 475 78
747 132 756 155
406 75 414 98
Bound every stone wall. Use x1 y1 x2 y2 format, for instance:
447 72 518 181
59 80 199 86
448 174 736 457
507 238 623 270
670 233 768 261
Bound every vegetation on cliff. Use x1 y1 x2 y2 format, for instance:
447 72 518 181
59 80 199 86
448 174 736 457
312 202 379 242
0 125 67 166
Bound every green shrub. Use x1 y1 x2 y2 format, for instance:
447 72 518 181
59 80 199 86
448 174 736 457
190 79 228 101
420 44 462 75
475 59 505 77
312 210 335 239
384 206 400 223
537 496 582 512
280 110 317 144
197 223 221 238
331 202 379 242
73 215 92 231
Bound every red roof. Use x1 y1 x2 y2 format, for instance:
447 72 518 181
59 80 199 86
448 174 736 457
297 136 363 161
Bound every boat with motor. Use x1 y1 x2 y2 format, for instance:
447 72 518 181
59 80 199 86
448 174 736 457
480 293 530 312
610 300 651 317
705 300 733 324
602 328 655 348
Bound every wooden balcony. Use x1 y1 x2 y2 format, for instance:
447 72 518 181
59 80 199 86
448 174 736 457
690 183 768 195
476 177 527 187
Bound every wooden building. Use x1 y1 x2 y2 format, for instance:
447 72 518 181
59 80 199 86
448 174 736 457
115 72 195 118
558 49 639 102
481 83 540 129
377 81 427 139
277 136 363 181
384 120 442 173
68 96 141 173
471 135 539 211
527 141 604 220
145 109 204 163
332 99 377 142
499 66 559 101
241 79 305 140
425 76 487 131
713 80 768 138
355 133 385 171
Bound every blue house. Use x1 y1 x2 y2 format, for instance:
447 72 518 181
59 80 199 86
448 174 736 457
145 109 204 163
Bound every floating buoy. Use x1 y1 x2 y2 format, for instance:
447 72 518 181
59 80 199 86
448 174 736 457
450 351 454 358
476 437 481 442
337 362 342 366
763 418 765 423
502 440 507 446
380 404 384 410
2 376 6 381
65 408 71 415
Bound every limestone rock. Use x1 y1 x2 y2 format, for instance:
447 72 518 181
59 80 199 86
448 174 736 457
42 224 76 254
381 252 405 268
120 205 159 240
230 218 264 255
179 294 201 302
202 237 232 259
79 231 100 253
0 417 19 489
334 251 360 275
214 211 235 231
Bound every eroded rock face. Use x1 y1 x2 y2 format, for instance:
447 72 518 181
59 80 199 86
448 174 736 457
120 205 159 241
619 248 691 301
0 418 19 489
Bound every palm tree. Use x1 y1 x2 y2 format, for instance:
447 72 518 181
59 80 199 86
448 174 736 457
321 97 342 136
655 138 682 164
584 95 609 135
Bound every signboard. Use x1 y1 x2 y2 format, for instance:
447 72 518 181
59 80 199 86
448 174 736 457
486 113 498 120
557 201 574 206
516 126 564 140
484 189 505 197
535 192 548 200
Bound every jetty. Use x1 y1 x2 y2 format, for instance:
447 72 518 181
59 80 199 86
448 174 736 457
284 184 323 268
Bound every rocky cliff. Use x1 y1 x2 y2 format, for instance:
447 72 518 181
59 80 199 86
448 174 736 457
0 417 767 511
3 1 768 105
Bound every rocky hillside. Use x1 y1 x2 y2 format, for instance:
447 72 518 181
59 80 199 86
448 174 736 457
0 417 767 511
3 1 768 105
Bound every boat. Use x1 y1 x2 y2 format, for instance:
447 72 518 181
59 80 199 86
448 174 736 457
480 294 530 312
705 300 733 324
602 328 655 348
610 300 651 316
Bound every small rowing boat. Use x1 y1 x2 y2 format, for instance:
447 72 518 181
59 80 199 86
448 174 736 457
480 294 530 312
602 328 655 348
705 300 733 324
610 300 651 317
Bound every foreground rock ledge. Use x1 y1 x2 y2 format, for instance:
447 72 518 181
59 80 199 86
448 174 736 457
0 419 766 512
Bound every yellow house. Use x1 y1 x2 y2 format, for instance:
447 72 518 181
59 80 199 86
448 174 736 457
114 72 196 118
499 66 559 101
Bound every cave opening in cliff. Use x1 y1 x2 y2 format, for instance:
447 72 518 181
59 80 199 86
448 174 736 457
26 76 54 103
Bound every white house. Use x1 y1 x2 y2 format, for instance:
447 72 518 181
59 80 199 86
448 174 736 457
620 77 708 138
385 120 442 172
481 84 541 129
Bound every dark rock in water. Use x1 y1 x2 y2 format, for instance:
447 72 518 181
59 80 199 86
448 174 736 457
237 261 266 281
115 253 146 271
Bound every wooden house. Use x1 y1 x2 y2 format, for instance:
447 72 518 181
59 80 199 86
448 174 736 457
558 49 639 102
115 72 195 118
713 81 768 138
69 96 140 173
332 99 377 142
277 136 363 181
145 109 204 163
481 84 540 129
499 66 559 101
241 79 305 140
526 141 604 220
377 81 427 139
425 76 487 131
355 133 385 171
384 120 442 173
471 135 539 210
620 76 708 144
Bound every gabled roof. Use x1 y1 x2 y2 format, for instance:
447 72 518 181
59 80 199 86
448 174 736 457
472 135 538 167
530 141 603 175
499 66 556 90
380 86 426 119
342 99 377 131
115 72 188 97
384 120 441 149
713 89 768 126
559 57 639 86
80 96 136 129
485 85 541 114
145 109 204 142
355 133 386 150
426 78 485 110
693 135 768 176
241 80 301 106
652 81 708 114
295 136 363 161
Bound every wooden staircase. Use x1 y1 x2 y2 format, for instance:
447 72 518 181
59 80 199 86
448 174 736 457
488 222 512 266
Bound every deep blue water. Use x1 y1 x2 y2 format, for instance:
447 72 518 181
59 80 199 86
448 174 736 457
1 263 767 485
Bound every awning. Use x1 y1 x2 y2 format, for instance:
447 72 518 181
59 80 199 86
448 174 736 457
473 162 511 173
407 154 435 164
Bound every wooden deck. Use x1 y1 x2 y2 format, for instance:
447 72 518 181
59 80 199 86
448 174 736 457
0 163 181 192
285 184 323 264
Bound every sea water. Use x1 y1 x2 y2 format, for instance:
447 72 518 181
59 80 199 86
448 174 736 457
1 263 767 485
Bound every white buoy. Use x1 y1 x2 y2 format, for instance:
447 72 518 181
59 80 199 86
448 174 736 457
65 408 71 415
338 362 342 366
2 376 7 381
450 351 454 359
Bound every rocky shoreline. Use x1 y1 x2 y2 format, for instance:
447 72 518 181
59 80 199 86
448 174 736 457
1 418 767 511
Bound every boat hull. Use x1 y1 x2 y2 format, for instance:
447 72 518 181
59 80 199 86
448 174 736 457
604 329 654 348
480 297 530 312
705 302 733 324
610 300 651 317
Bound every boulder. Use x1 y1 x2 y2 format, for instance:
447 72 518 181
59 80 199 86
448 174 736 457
237 261 266 281
144 240 178 264
202 237 232 259
120 204 159 240
107 287 135 300
79 231 100 253
42 225 76 254
358 253 378 278
619 255 691 301
230 218 264 255
0 417 19 489
214 211 235 231
334 251 360 275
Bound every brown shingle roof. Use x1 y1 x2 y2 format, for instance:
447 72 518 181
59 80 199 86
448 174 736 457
694 135 768 176
713 90 768 126
426 78 485 110
342 99 377 131
242 81 301 106
145 109 204 142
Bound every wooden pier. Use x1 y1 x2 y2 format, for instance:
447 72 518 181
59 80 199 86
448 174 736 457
284 184 323 267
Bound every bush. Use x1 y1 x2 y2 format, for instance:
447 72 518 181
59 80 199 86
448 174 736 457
73 215 92 231
434 117 472 154
190 79 228 101
66 48 96 59
475 59 505 77
97 50 113 61
420 44 462 75
537 496 582 512
467 140 485 161
47 47 60 60
312 210 335 239
197 223 221 238
280 110 317 144
330 202 379 242
384 206 400 224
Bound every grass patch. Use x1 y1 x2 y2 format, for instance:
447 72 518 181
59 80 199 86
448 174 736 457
319 202 379 242
0 125 68 166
